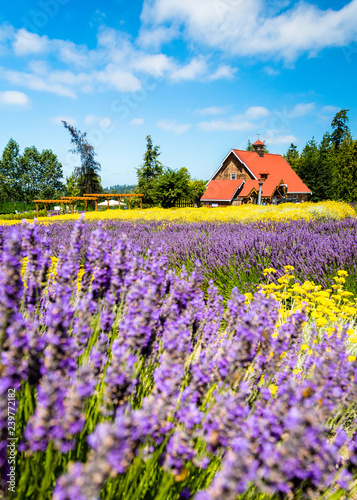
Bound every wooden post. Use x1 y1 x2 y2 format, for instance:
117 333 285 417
95 200 97 211
140 197 142 209
44 204 47 215
85 200 87 212
107 197 110 209
71 203 74 214
36 203 39 218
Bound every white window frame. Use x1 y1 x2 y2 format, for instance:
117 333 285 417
230 173 237 180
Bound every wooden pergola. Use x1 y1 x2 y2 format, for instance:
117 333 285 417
61 196 99 212
34 199 67 218
83 193 143 210
34 193 144 218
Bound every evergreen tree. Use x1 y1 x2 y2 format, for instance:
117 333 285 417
317 133 336 201
331 109 350 150
135 135 163 206
246 139 253 151
337 136 357 202
296 138 320 201
0 139 23 203
66 173 80 197
62 121 102 195
284 143 300 172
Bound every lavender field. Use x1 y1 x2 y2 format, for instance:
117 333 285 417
1 217 357 499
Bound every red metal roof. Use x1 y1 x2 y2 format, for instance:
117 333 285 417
232 149 311 194
253 140 264 146
201 179 244 201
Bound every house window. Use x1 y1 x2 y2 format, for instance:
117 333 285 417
260 174 268 179
230 173 237 180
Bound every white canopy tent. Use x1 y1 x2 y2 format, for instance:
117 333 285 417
98 199 127 207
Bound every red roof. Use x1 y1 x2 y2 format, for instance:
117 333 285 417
253 140 265 146
232 149 311 194
201 179 244 201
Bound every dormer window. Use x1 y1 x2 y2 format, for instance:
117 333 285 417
260 174 268 180
230 173 237 180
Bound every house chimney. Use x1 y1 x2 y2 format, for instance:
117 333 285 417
253 140 265 157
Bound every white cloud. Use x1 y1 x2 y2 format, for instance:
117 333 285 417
198 105 270 132
288 103 315 118
138 25 179 49
157 119 191 134
1 25 240 101
321 105 340 115
2 68 77 98
13 29 49 56
56 40 93 69
132 53 175 77
141 0 357 62
267 134 298 145
130 118 145 125
95 64 142 92
84 115 113 129
0 24 14 54
0 90 29 106
50 116 77 125
245 106 270 120
198 118 256 132
195 106 231 116
264 66 280 76
207 65 237 81
169 58 208 82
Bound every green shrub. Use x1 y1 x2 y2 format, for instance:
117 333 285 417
0 209 47 220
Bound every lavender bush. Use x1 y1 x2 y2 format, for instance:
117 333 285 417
0 219 357 499
1 218 357 298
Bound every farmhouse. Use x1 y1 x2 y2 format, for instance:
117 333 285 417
201 140 311 206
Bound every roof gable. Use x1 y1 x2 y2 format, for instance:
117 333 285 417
232 149 311 194
209 150 257 183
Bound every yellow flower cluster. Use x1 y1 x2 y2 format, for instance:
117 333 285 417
1 201 355 225
21 256 86 293
257 266 357 343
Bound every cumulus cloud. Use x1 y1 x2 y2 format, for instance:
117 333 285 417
13 29 49 56
195 106 231 116
141 0 357 62
266 134 298 145
131 53 175 77
169 58 208 82
288 102 315 118
157 119 191 134
0 90 29 106
138 25 179 49
198 106 270 131
2 26 234 99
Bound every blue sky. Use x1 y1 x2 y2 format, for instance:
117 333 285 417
0 0 357 186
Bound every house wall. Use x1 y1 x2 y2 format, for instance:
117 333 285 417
203 201 231 207
213 153 253 181
287 193 310 202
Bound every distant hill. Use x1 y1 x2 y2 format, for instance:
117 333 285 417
103 184 136 194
